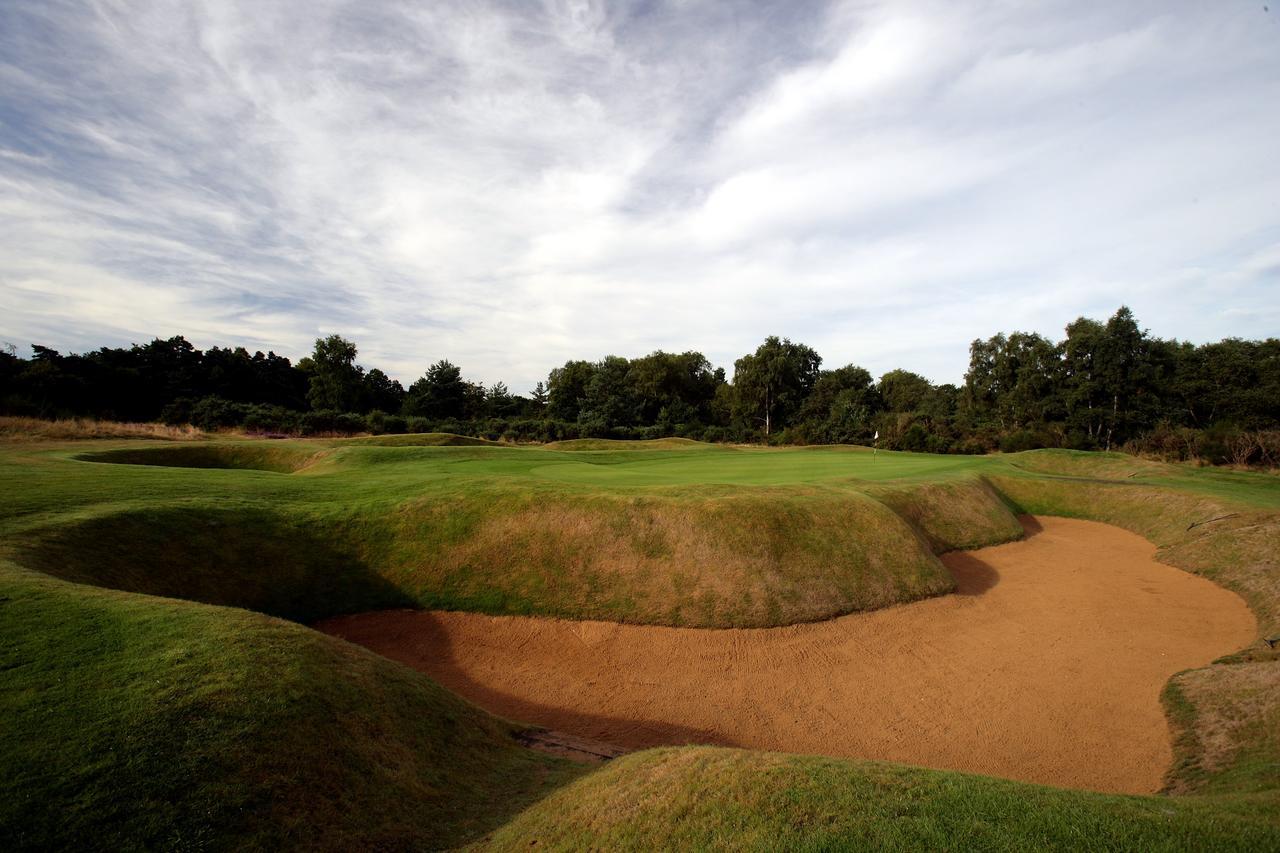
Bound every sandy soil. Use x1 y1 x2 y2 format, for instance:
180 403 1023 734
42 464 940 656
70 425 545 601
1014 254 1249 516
316 516 1255 793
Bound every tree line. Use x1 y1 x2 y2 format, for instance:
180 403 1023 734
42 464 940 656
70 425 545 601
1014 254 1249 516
2 305 1277 465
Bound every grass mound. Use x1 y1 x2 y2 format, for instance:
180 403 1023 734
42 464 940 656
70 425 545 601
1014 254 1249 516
485 747 1279 851
383 486 956 626
0 564 579 850
16 491 961 629
76 443 327 473
335 432 502 447
1010 448 1180 480
543 437 716 451
866 477 1024 551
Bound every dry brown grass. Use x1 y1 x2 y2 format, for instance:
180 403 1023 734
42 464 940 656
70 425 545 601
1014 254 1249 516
1166 662 1280 794
866 477 1024 551
0 416 207 441
1009 449 1183 481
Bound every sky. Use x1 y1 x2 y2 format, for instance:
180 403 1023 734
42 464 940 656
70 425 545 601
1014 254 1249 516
1 0 1278 392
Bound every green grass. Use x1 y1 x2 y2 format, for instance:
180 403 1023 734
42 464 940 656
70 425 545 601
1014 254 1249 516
0 562 583 851
483 748 1280 852
1 439 1033 628
2 436 1279 849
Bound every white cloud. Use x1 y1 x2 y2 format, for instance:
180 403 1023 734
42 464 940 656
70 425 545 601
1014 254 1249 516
0 0 1277 390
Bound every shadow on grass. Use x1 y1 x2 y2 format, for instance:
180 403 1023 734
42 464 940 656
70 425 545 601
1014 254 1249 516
17 506 414 622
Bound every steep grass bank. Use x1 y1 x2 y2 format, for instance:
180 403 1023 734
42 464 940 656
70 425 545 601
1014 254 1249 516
866 477 1024 552
0 563 582 851
379 485 966 627
17 485 966 628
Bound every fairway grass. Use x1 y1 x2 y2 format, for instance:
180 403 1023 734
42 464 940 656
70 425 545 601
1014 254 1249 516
2 437 1278 849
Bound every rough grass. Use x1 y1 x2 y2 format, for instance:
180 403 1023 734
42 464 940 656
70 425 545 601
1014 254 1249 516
14 507 413 622
866 477 1024 552
1164 664 1280 797
1009 448 1182 480
381 487 955 626
15 487 956 628
0 415 206 441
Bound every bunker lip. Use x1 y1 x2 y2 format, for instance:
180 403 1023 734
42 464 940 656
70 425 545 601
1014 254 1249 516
316 516 1257 795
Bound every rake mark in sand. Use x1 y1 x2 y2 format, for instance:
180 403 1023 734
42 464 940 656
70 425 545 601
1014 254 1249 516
319 516 1255 794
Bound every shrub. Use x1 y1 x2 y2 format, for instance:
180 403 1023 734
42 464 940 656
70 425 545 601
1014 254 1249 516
189 397 248 431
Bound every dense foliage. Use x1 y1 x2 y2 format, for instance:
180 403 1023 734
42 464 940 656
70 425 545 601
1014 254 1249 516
2 306 1277 463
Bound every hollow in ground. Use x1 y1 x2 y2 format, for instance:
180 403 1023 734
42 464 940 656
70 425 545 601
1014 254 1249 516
317 516 1255 793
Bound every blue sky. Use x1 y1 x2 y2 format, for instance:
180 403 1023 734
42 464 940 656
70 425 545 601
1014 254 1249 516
1 0 1278 391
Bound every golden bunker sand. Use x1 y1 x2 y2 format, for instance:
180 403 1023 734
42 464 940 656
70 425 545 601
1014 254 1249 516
318 516 1255 794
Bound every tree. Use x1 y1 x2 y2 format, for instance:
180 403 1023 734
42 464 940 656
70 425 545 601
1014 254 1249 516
580 356 638 432
627 350 723 426
962 332 1061 430
796 365 880 443
546 361 595 422
877 369 933 414
306 335 364 412
1095 307 1152 449
732 336 821 436
529 381 548 407
404 359 466 420
363 368 405 414
485 381 524 418
1061 317 1107 445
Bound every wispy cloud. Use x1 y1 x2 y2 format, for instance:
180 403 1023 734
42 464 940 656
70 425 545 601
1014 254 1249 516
1 0 1277 389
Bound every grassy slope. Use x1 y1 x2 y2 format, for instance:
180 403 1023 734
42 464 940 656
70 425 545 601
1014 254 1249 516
3 440 1027 627
3 440 1279 849
0 562 582 851
485 748 1279 852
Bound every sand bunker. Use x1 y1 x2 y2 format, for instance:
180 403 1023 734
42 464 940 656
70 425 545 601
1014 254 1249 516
317 516 1255 793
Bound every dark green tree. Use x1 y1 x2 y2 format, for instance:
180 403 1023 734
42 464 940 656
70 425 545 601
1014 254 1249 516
546 361 596 422
732 336 821 435
404 360 466 420
305 335 365 412
363 368 405 414
796 365 880 443
579 356 638 432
